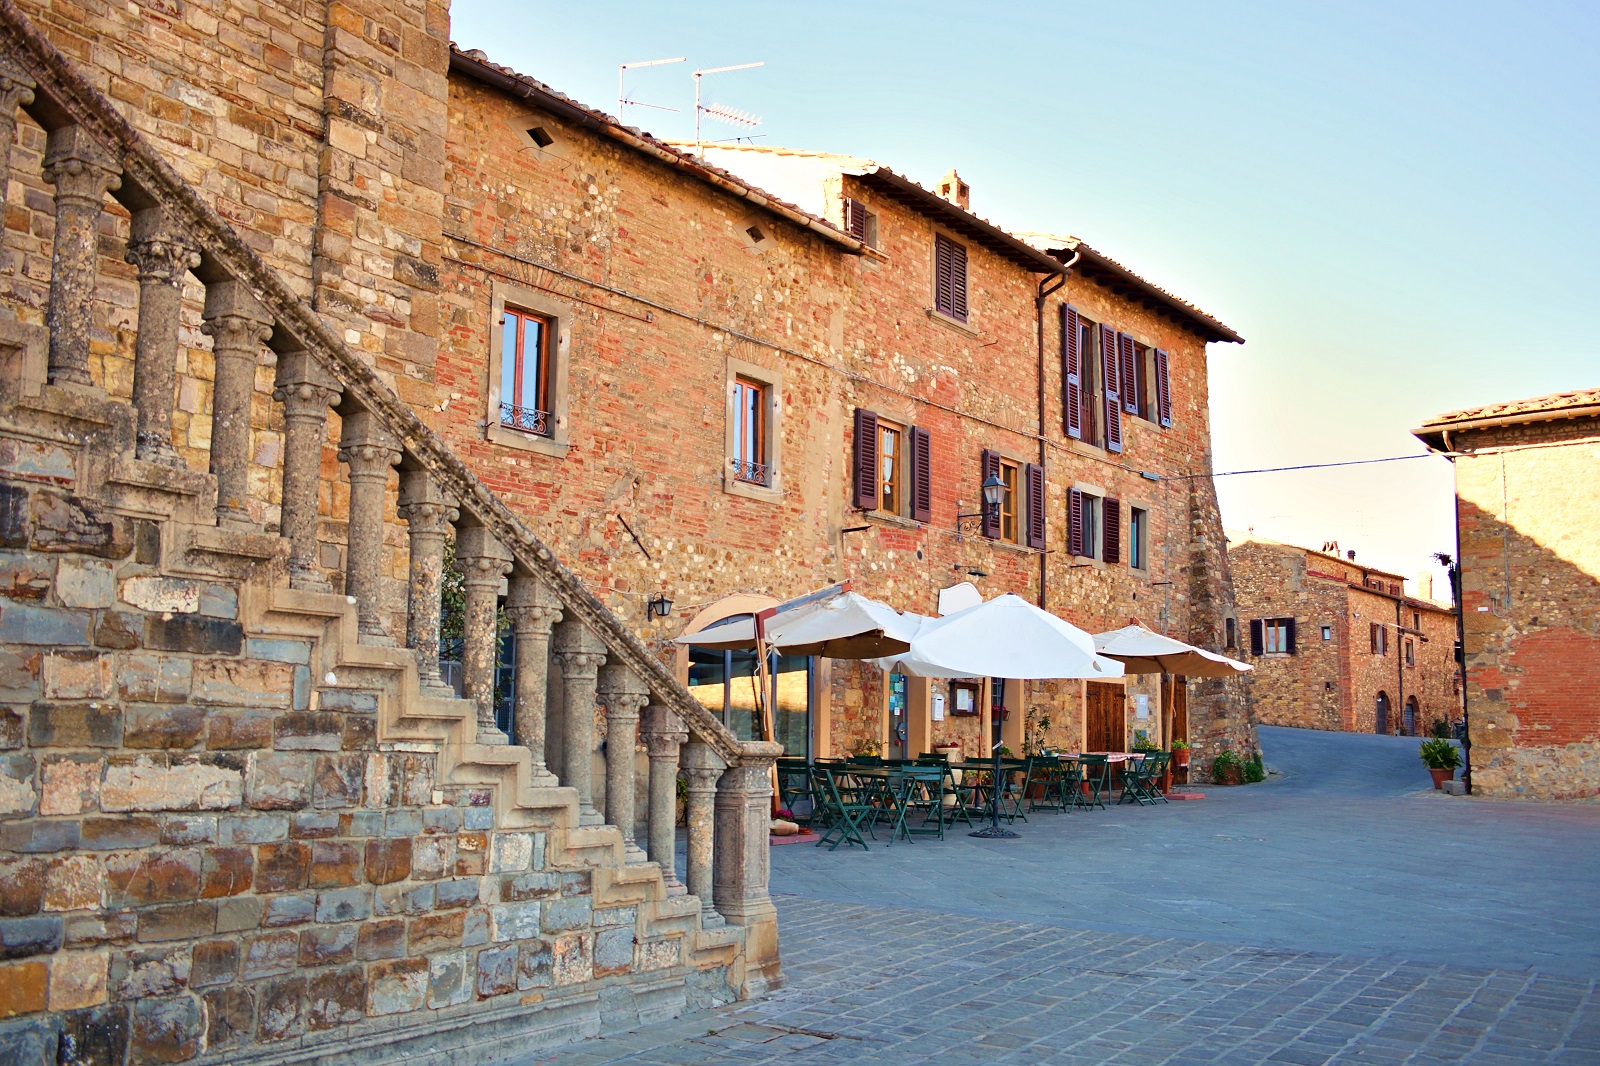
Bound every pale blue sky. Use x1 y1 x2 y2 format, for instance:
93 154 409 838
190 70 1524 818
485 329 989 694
452 1 1599 592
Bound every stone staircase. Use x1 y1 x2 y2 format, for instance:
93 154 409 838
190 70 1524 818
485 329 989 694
0 2 776 1062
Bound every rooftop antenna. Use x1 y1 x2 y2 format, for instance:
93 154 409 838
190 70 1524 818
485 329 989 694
617 56 685 118
692 61 763 155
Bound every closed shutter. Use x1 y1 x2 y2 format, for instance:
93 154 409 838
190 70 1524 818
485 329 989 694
1250 619 1264 657
1103 497 1121 564
1119 334 1139 415
980 449 1001 539
949 240 968 322
1024 463 1045 550
1100 324 1122 453
909 426 932 523
1068 487 1084 557
844 198 868 242
1370 622 1379 653
853 408 878 509
1062 306 1082 440
934 236 953 317
1285 618 1297 655
1154 348 1173 428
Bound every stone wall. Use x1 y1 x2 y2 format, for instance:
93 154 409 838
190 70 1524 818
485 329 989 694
1451 416 1600 799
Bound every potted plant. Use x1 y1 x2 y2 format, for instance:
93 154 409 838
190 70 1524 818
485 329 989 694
1212 750 1244 786
1419 737 1462 789
1171 738 1191 769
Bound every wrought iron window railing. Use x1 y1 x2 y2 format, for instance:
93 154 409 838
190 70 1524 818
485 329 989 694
730 457 771 486
500 402 550 436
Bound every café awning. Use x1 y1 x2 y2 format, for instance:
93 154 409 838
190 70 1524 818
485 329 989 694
674 586 926 659
1092 622 1253 677
878 594 1123 681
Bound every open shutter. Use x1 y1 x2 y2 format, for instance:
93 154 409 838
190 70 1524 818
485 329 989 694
949 240 968 322
844 198 868 242
909 426 932 523
852 408 878 510
1068 488 1084 556
933 236 952 317
1100 323 1122 453
1154 348 1172 428
1062 306 1082 440
980 450 1001 539
1369 622 1379 653
1024 463 1045 550
1103 497 1121 564
1119 334 1139 415
1250 620 1264 657
1285 618 1297 655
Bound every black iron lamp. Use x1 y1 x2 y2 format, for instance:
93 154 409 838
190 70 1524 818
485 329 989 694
956 472 1008 538
647 594 673 619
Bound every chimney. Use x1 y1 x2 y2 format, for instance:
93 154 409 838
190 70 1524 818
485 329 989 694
1417 573 1434 602
937 168 970 211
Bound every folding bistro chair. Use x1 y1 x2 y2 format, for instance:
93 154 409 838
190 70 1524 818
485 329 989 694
776 758 815 825
998 758 1032 823
1075 754 1109 810
813 767 874 851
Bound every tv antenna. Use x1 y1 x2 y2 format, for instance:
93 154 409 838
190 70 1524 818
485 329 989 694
618 56 685 118
692 61 763 154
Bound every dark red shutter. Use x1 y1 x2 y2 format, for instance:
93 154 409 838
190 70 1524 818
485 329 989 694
1250 620 1264 657
1119 334 1138 415
1100 324 1122 453
1285 618 1297 655
949 240 968 322
1068 488 1084 556
1062 306 1082 440
1103 497 1121 564
1369 622 1379 653
980 449 1001 539
853 408 878 509
844 198 868 242
909 426 932 523
1024 463 1045 550
1154 348 1172 428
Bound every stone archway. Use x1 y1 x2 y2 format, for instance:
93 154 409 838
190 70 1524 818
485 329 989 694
1376 691 1391 735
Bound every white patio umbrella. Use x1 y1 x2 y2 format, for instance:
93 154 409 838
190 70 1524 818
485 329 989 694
877 594 1124 681
1092 622 1251 746
674 587 925 659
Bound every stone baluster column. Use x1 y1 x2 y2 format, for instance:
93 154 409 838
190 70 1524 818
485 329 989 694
40 126 120 390
453 525 513 742
396 468 458 696
682 740 727 923
124 209 200 465
201 280 274 526
0 58 36 179
597 664 650 864
640 707 687 894
336 406 401 640
505 573 562 782
552 618 607 825
713 741 783 994
271 352 341 590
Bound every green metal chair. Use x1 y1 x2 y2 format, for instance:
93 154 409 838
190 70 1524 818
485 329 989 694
1028 755 1070 812
812 767 874 851
893 765 948 841
776 758 815 825
1075 754 1109 810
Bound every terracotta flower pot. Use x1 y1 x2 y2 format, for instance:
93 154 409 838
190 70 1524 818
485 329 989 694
1429 767 1454 789
1173 749 1190 769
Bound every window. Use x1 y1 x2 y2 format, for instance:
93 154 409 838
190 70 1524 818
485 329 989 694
1250 617 1296 655
1321 625 1333 641
1412 611 1421 630
999 459 1019 543
731 377 768 485
983 451 1043 548
854 410 931 522
1225 617 1236 649
878 420 903 515
688 644 813 757
723 358 783 501
1128 505 1147 570
1405 638 1416 667
844 197 878 249
1067 487 1105 559
1370 622 1389 655
487 283 572 458
933 234 969 322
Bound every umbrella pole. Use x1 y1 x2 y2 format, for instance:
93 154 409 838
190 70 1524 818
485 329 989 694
970 711 1019 839
753 614 779 818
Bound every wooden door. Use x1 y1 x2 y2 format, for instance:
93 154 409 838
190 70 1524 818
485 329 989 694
1085 682 1126 753
1170 676 1188 745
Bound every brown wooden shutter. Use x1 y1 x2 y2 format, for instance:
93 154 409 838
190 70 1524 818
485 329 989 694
933 236 954 317
853 408 878 509
1103 497 1121 564
980 449 1001 539
1369 622 1379 653
909 426 932 523
1024 463 1045 550
1100 324 1122 453
1068 487 1084 556
1285 618 1297 655
950 241 968 322
1154 348 1172 428
1250 619 1264 656
1062 306 1082 440
844 198 868 242
1118 334 1139 415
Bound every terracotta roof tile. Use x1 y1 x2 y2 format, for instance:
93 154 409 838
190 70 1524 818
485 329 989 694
1419 388 1600 429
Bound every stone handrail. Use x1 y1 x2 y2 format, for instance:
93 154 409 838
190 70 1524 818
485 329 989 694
0 0 747 765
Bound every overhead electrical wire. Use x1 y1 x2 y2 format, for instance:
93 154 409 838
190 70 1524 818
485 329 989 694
1163 454 1437 482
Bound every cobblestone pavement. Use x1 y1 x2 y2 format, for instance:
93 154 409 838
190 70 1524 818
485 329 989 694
504 728 1600 1065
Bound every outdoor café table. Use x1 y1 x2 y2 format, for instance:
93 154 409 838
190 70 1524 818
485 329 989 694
834 766 915 844
948 760 1030 825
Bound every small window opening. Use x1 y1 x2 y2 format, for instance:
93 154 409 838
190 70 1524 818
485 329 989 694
527 127 555 148
745 225 766 244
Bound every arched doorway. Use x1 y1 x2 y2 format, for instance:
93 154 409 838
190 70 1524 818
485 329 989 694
1404 696 1419 737
1375 691 1391 735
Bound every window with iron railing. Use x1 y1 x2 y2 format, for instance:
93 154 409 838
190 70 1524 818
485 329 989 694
730 376 770 486
499 307 552 437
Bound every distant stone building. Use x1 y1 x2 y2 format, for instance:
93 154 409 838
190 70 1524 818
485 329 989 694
1415 389 1600 799
1228 535 1459 735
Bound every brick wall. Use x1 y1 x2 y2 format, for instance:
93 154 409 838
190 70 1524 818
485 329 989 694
1451 415 1600 799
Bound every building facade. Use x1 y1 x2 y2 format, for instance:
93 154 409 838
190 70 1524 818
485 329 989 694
1229 536 1459 736
1415 389 1600 799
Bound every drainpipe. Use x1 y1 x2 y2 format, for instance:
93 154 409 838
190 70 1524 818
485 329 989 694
1034 253 1076 612
1443 429 1471 794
